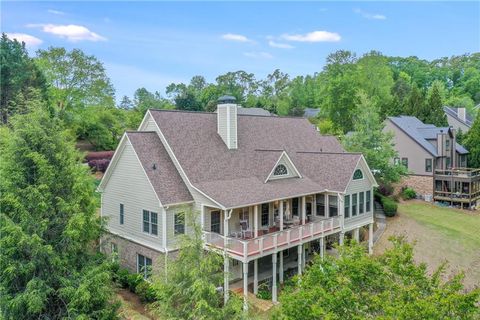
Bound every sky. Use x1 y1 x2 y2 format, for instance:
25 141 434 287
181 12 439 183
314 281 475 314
2 1 479 101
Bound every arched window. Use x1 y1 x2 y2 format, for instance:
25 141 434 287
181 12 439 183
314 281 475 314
273 164 288 176
353 169 363 180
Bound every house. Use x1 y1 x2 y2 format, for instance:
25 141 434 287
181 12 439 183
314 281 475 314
303 108 320 118
384 116 479 209
98 96 378 307
443 106 474 133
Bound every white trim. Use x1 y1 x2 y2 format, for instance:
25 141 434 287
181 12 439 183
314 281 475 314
108 230 165 253
137 109 153 131
264 150 302 183
343 156 378 194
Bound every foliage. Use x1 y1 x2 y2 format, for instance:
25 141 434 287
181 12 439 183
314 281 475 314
343 91 407 184
135 281 157 304
275 238 480 320
401 187 417 200
0 109 118 319
256 282 272 300
380 196 398 217
0 33 49 124
425 81 448 126
463 111 480 168
151 208 244 320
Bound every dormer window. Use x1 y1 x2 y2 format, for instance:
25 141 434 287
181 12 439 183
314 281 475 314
353 169 363 180
273 164 288 176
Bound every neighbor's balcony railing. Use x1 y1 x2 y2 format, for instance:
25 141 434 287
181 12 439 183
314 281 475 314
435 168 480 179
203 216 340 260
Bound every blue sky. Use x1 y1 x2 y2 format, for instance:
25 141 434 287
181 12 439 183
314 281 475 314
3 1 479 100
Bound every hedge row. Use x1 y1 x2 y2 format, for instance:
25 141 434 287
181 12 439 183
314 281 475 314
111 263 157 303
380 196 398 217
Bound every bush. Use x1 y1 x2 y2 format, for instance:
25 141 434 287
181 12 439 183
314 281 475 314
378 183 394 196
127 273 144 292
381 197 398 217
116 268 131 288
135 281 157 303
256 282 272 300
401 187 416 200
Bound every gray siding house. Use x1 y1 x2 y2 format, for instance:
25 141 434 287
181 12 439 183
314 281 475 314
443 106 474 133
99 97 378 306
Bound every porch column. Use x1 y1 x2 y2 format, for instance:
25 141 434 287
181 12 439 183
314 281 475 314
253 259 258 295
279 200 284 231
254 205 259 238
353 228 360 242
224 256 229 304
339 231 345 246
301 196 306 225
313 194 317 216
368 223 374 254
200 204 205 231
243 262 248 311
272 252 278 303
297 244 303 275
279 250 284 284
320 237 325 259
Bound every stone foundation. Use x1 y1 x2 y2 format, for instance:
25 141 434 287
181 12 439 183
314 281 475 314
393 175 433 198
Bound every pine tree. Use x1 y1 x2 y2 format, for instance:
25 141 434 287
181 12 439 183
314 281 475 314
426 82 448 126
464 112 480 168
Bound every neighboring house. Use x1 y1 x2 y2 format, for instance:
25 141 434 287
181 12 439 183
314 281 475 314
237 106 272 116
303 107 320 118
443 106 474 133
98 96 378 306
384 116 479 209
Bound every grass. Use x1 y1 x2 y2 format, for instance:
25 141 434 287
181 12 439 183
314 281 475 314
398 201 480 250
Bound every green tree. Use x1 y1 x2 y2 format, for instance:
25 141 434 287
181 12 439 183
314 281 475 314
35 47 115 112
463 112 480 168
343 91 407 184
425 81 448 126
275 238 480 320
0 33 49 124
151 208 244 320
0 109 118 319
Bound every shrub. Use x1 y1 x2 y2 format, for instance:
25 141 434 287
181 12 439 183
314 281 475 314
127 273 144 292
256 282 272 300
381 197 398 217
378 183 394 196
135 281 157 303
116 268 131 288
401 187 416 200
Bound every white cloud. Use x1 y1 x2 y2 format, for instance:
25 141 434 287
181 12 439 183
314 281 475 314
243 51 273 59
47 9 65 15
221 33 251 42
6 33 43 47
281 30 341 42
354 9 386 20
27 24 107 42
268 40 294 49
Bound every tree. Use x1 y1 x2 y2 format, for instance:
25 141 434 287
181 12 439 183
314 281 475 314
151 208 244 320
343 91 407 184
463 112 480 168
0 33 48 124
0 109 118 318
35 47 115 112
118 95 134 109
275 238 480 320
425 81 448 126
405 84 427 120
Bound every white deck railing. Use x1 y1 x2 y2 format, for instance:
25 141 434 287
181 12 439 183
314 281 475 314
203 216 340 259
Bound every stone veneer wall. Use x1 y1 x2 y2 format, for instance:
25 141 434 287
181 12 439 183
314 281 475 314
393 175 433 198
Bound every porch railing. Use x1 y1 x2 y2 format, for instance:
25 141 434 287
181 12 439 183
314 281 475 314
203 216 340 259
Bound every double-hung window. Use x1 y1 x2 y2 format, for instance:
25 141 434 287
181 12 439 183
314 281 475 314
142 210 158 236
352 194 358 217
359 192 365 214
137 254 152 279
328 195 338 217
366 190 371 212
261 203 269 227
316 194 325 216
174 212 185 235
344 195 350 218
120 204 124 225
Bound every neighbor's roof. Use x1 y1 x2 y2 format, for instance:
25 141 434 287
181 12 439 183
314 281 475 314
443 106 473 127
237 107 271 116
127 131 193 205
303 108 320 118
147 109 363 208
388 116 469 156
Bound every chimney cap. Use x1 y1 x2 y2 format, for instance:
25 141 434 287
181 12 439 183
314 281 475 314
218 95 236 104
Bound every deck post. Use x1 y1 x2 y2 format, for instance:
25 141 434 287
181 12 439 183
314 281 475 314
297 244 303 275
339 231 345 246
368 223 374 254
320 237 324 259
253 259 258 295
279 250 284 284
243 262 248 311
353 228 360 242
272 252 278 303
279 200 284 231
254 205 259 238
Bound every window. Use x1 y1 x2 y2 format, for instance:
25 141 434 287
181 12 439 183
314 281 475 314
401 158 408 169
353 169 363 180
352 194 358 216
425 159 432 172
446 157 451 169
142 210 158 236
261 203 269 227
273 164 288 176
366 190 371 212
460 155 467 167
344 195 350 218
174 212 185 235
328 195 338 217
445 139 450 151
211 211 221 233
292 198 299 216
359 192 365 214
137 254 152 279
120 204 124 225
316 194 325 216
232 259 239 267
394 157 400 165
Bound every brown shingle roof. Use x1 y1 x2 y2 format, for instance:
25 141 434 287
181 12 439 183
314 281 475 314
148 110 362 208
127 131 193 205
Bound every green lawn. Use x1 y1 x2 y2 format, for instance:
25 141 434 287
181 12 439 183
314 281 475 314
399 201 480 250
